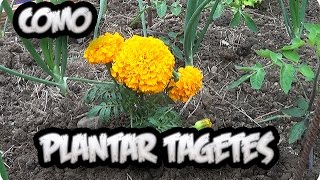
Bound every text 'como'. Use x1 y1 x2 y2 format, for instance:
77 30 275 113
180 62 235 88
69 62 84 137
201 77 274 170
13 1 98 39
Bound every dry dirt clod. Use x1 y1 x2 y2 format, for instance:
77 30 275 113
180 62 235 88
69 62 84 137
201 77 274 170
210 66 218 74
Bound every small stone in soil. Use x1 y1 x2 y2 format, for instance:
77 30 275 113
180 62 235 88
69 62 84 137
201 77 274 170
0 75 6 85
210 66 218 74
77 116 99 129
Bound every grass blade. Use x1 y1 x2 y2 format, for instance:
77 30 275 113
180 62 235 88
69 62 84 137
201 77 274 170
299 0 308 36
278 0 293 38
94 0 108 39
40 38 54 70
184 0 212 66
137 0 147 37
54 37 62 67
288 0 299 37
193 0 221 55
60 36 68 77
2 0 15 37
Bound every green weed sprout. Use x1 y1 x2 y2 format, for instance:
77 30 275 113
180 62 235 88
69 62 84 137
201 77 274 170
0 0 112 96
227 23 320 144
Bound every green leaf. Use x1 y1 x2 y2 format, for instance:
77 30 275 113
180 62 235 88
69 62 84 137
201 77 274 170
234 65 256 72
288 120 307 144
88 105 103 117
280 63 295 94
212 2 224 20
296 97 309 111
170 1 181 16
243 13 257 32
172 45 184 60
256 49 283 66
156 1 167 18
281 38 305 50
282 50 300 63
84 87 98 103
104 107 111 123
270 52 283 66
250 67 266 90
282 107 306 117
113 106 119 118
160 37 171 45
168 31 177 38
299 64 315 81
226 0 233 4
255 49 272 58
230 10 242 28
226 73 253 90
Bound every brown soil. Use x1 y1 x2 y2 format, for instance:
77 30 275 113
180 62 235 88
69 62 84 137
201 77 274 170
1 0 320 179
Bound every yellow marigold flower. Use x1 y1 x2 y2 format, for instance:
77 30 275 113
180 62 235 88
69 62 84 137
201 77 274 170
111 35 175 94
84 32 124 64
193 118 213 130
168 66 203 102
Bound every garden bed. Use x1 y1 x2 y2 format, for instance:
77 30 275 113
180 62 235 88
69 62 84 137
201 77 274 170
1 0 320 179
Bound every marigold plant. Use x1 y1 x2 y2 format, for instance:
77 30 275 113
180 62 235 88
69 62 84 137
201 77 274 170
111 35 175 94
168 66 203 102
84 32 124 65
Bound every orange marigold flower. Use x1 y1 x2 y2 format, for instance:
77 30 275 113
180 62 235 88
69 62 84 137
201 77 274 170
168 66 203 102
111 35 175 94
84 32 124 64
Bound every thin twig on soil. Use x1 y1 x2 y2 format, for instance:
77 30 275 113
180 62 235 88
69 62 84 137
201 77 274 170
187 92 202 119
253 109 281 121
209 86 261 127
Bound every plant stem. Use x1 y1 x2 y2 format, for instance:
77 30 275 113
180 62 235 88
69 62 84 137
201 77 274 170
137 0 147 37
67 77 114 85
307 59 320 112
0 65 61 87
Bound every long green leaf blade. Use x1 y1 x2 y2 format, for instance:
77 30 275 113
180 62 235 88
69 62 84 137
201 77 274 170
94 0 108 39
226 73 253 90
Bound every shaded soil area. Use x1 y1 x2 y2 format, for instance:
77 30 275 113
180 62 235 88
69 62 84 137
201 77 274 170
1 0 320 179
